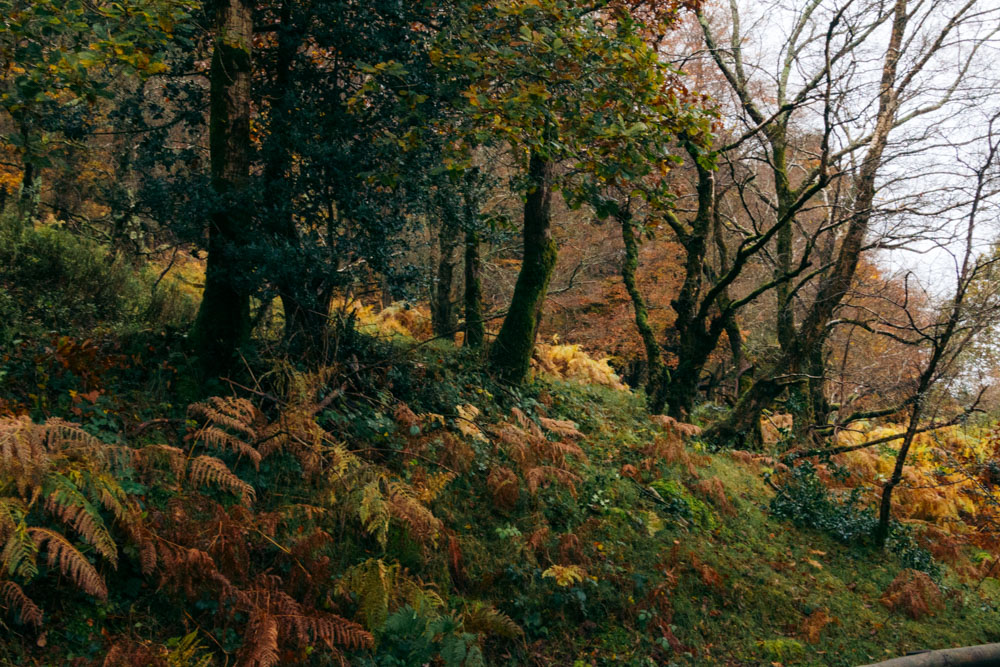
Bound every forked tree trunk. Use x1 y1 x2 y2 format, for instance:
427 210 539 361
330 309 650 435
706 0 909 447
191 0 253 372
488 150 555 383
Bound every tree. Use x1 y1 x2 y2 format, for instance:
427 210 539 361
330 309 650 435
434 0 712 383
650 0 999 442
0 0 195 230
872 117 1000 545
190 0 253 371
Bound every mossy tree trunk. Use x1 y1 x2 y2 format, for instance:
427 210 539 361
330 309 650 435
488 150 555 383
191 0 253 372
619 211 664 407
431 196 460 340
464 228 484 348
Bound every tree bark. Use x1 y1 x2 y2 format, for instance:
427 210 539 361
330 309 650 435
619 212 665 407
464 228 484 348
488 149 556 383
706 0 909 447
431 197 460 340
191 0 253 372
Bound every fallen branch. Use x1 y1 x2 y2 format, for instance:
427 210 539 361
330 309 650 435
859 643 1000 666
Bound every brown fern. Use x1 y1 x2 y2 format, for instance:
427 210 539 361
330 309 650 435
29 527 108 599
188 397 262 469
525 466 581 497
239 610 281 667
0 580 42 627
188 455 256 505
487 467 520 510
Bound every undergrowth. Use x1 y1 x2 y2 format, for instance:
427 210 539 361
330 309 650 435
1 314 999 664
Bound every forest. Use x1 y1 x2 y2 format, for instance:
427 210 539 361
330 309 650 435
3 0 1000 665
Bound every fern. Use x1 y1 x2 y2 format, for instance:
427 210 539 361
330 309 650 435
461 602 522 640
339 558 445 637
386 480 443 544
188 397 262 469
415 471 455 504
2 521 38 580
359 478 391 547
43 472 118 565
188 455 256 505
30 527 108 599
166 631 214 667
188 397 258 440
0 415 51 493
238 611 281 667
525 466 581 497
0 580 42 627
539 417 583 440
340 558 397 630
306 612 374 651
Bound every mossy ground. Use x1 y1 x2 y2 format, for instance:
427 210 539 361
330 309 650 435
3 327 999 666
410 357 1000 666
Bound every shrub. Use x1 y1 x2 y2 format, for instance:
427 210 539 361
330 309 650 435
769 462 938 574
881 569 944 619
0 223 199 347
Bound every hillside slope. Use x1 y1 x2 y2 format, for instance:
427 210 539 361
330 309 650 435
2 338 999 666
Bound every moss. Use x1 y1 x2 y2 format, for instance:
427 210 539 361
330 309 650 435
648 479 717 530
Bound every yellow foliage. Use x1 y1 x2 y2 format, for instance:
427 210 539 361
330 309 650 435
829 422 992 542
542 564 587 587
330 298 433 339
532 343 627 390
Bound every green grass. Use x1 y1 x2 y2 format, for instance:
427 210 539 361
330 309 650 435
429 370 1000 666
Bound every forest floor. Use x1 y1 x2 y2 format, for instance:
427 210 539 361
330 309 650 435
2 314 999 666
464 369 1000 666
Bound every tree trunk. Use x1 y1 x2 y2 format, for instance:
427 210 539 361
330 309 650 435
653 151 715 417
488 150 555 383
464 228 485 349
706 0 908 447
191 0 253 372
873 400 924 546
431 200 460 339
652 330 719 419
619 213 664 407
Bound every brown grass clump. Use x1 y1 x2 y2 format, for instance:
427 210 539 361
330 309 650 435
799 609 834 643
692 477 735 516
880 569 944 619
487 466 520 510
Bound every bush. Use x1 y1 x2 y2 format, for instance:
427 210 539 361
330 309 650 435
770 462 938 575
0 222 196 344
